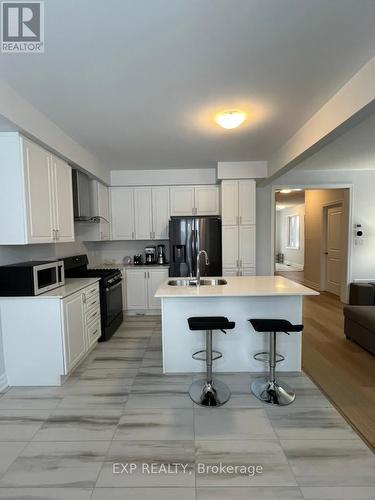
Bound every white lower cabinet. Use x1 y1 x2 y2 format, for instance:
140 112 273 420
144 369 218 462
0 280 101 386
62 281 101 373
222 225 256 276
126 268 169 312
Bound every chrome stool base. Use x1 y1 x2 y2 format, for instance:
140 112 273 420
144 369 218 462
251 377 295 406
189 379 231 407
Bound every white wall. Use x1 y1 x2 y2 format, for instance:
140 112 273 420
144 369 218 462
257 113 375 283
276 204 305 269
111 168 217 186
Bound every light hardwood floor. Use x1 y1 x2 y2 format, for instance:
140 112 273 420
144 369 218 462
302 291 375 451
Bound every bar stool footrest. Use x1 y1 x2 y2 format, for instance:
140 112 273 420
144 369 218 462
253 351 285 363
192 349 222 362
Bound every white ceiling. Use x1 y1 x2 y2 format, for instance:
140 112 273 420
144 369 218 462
1 0 375 170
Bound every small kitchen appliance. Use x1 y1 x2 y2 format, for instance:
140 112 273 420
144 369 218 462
133 254 143 265
157 244 167 265
144 246 156 264
0 260 64 296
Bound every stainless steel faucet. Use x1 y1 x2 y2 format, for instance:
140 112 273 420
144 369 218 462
196 250 209 287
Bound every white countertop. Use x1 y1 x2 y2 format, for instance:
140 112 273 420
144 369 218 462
155 276 319 298
90 263 169 270
0 278 101 300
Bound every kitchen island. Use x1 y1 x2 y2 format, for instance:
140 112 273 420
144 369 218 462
155 276 319 373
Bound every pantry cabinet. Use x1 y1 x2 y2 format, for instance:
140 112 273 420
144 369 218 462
221 178 256 276
126 267 169 312
0 133 75 244
170 185 219 216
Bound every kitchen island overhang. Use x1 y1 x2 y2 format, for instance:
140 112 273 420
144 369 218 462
155 276 319 373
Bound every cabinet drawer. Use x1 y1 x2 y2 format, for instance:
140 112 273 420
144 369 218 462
86 306 100 325
86 293 100 313
87 319 101 345
86 283 99 299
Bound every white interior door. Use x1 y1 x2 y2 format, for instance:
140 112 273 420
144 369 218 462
134 188 153 239
152 187 170 239
52 157 75 242
222 226 239 268
110 188 135 240
325 205 343 296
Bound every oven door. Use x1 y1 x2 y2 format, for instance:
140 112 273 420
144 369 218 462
104 280 123 326
33 263 59 295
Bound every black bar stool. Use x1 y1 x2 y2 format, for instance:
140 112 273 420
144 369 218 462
249 319 304 406
188 316 235 407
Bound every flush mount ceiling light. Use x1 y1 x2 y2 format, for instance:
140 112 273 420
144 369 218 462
215 110 246 129
280 189 292 194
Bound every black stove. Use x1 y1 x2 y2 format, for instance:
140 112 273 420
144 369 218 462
63 255 123 341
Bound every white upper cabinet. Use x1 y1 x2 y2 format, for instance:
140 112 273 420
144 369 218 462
170 185 219 216
221 180 239 225
52 156 75 242
110 187 135 240
134 187 153 239
195 186 219 215
239 180 256 225
221 180 256 225
170 186 195 215
239 225 256 268
23 139 55 243
152 187 170 239
0 134 75 245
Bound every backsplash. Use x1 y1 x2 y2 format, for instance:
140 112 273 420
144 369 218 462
86 240 170 266
0 241 92 266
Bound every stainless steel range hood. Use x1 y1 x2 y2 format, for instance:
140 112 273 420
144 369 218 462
72 169 100 222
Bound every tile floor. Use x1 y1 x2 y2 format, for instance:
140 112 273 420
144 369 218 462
0 315 374 499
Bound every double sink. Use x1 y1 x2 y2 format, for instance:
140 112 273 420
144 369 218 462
168 278 227 287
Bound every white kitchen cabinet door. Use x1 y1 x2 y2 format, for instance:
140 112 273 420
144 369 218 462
241 268 256 276
195 186 219 215
152 187 170 239
170 186 195 215
126 270 148 309
239 225 256 268
221 180 239 225
148 269 169 309
134 188 153 240
23 138 54 243
111 188 135 240
222 268 238 276
52 156 75 242
239 180 256 225
63 291 86 373
222 225 239 269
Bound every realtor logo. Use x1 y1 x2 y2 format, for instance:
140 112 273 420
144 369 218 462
1 1 44 52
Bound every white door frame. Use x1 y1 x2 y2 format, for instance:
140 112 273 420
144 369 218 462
271 183 353 303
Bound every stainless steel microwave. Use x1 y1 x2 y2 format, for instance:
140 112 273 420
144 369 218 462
0 260 65 296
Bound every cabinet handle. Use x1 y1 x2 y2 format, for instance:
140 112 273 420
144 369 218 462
92 329 98 336
90 311 98 319
144 271 146 279
100 231 103 240
239 259 242 267
236 259 239 268
132 231 135 239
82 293 86 303
148 271 150 278
90 299 97 306
56 229 60 240
239 215 242 225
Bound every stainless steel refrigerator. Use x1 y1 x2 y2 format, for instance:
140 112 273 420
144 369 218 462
169 216 222 277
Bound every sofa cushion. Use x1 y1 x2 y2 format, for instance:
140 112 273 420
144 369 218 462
343 306 375 333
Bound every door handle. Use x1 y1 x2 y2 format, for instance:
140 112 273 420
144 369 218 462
324 252 329 255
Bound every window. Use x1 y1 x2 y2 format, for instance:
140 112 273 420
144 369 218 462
287 215 300 249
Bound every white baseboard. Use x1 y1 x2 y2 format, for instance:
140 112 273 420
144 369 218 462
0 372 8 393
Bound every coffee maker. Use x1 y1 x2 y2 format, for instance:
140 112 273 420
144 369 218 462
157 244 167 265
144 246 156 264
